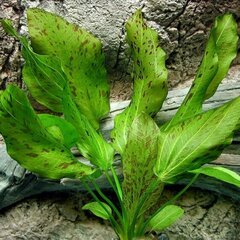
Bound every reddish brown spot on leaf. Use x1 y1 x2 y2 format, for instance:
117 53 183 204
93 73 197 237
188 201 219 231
26 153 39 158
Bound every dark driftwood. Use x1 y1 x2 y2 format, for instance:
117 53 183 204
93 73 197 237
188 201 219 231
0 83 240 210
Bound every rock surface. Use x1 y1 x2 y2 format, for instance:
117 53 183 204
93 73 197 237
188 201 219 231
163 188 240 240
0 192 116 240
0 189 239 240
0 0 23 89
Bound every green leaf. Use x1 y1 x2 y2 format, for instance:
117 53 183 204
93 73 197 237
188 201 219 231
111 10 168 154
1 19 19 38
82 201 112 220
111 166 123 201
1 19 67 112
22 51 67 112
122 113 163 222
27 8 110 129
155 97 240 183
0 85 94 179
62 86 114 170
190 166 240 188
205 14 238 99
148 205 184 232
38 114 79 148
167 13 238 128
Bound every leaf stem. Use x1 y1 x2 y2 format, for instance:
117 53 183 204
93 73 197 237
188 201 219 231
91 179 124 225
111 166 123 201
141 174 199 235
109 167 129 236
128 180 160 238
82 180 121 235
105 169 122 204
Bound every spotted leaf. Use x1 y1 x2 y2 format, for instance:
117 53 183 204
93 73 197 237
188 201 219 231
111 10 168 154
205 14 238 99
166 13 238 129
1 19 67 112
27 8 110 129
122 113 163 222
0 85 94 179
155 97 240 183
62 86 114 170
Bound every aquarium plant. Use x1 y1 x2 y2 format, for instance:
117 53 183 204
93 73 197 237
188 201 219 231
1 8 240 240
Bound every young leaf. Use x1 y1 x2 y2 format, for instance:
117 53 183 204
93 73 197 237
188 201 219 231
27 8 110 129
122 113 163 222
111 10 168 154
190 166 240 188
62 86 114 170
155 97 240 183
1 19 67 112
38 114 79 148
166 13 238 128
148 205 184 232
82 201 112 220
0 85 94 179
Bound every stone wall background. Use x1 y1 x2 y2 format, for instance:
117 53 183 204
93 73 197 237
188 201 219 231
0 188 239 240
0 0 23 89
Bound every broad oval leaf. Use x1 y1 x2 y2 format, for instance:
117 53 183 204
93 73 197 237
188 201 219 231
82 201 112 220
166 13 238 129
190 166 240 188
155 97 240 183
27 8 110 129
111 10 168 154
63 86 114 170
122 113 163 222
0 85 94 179
38 114 79 148
148 205 184 232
